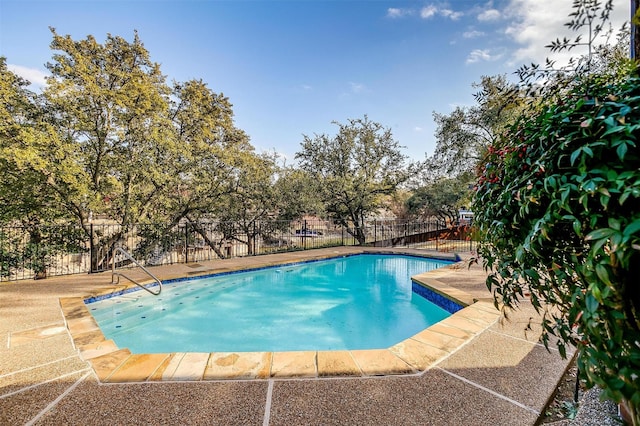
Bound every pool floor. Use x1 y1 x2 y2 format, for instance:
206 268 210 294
61 249 501 381
87 254 455 353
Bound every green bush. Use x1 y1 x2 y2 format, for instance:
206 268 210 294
473 73 640 421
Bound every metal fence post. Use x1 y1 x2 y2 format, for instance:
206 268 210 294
0 230 3 281
89 223 95 273
374 220 377 245
404 222 407 246
184 223 189 264
253 221 257 255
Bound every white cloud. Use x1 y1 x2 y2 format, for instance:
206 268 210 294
302 84 312 91
478 9 501 22
7 64 48 88
387 4 463 21
463 30 485 39
349 82 366 94
419 5 462 20
414 126 423 132
339 82 369 100
387 7 411 18
420 5 438 19
502 0 628 68
441 9 463 20
466 48 503 64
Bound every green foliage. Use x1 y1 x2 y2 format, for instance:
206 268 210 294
44 28 172 227
0 230 20 280
0 57 72 224
2 31 262 266
1 29 430 275
429 75 524 176
561 400 579 420
473 71 640 416
159 79 254 225
545 0 614 57
406 173 473 223
272 168 325 221
295 116 413 244
214 152 280 254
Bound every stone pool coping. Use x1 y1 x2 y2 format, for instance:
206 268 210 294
60 249 501 383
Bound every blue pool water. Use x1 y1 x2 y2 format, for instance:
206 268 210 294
87 254 456 353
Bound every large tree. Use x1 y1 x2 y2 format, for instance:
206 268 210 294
163 79 253 224
3 30 256 268
39 29 179 269
272 167 325 221
0 58 84 277
132 78 254 260
296 116 413 244
429 75 523 177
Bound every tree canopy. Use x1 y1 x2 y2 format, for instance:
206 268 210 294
429 75 523 176
405 173 473 223
0 57 66 226
295 116 414 244
1 28 425 270
0 30 274 267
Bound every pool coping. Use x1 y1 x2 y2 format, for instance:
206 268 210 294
60 250 501 383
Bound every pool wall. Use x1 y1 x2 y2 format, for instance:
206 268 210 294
412 282 463 314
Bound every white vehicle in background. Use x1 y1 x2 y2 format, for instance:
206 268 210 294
458 209 474 225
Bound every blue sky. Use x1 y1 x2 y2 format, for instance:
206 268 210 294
0 0 629 163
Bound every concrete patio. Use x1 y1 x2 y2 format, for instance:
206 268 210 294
0 247 573 425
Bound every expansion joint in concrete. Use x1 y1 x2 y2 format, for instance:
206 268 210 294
437 367 539 415
25 371 91 426
0 368 91 400
263 379 274 426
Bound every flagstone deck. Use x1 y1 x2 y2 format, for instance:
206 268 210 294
0 247 573 425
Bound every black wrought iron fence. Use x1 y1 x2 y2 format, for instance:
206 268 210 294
0 219 476 281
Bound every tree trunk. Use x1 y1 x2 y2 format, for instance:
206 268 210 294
188 220 227 259
29 227 47 279
354 224 366 245
247 234 254 255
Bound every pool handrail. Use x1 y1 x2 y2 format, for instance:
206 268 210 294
111 247 162 296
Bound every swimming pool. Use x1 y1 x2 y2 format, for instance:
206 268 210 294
87 254 457 353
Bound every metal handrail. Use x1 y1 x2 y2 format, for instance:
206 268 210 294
111 247 162 295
